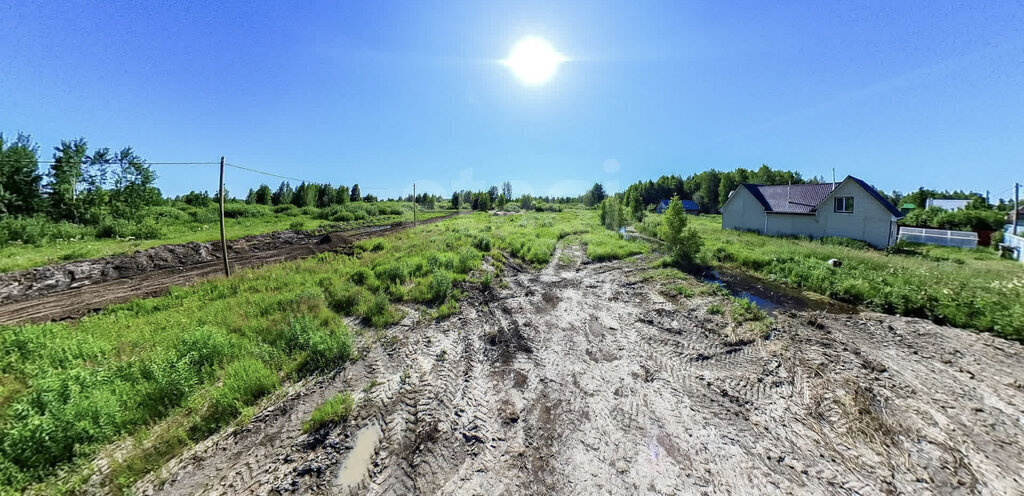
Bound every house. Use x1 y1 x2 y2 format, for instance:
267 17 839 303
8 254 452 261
655 199 700 215
925 198 970 211
720 176 903 248
900 203 917 215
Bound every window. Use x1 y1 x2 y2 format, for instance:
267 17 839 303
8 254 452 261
834 196 854 213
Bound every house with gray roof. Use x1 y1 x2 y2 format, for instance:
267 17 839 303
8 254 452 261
720 176 903 248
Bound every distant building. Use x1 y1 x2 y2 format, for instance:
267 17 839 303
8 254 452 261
925 198 970 211
900 203 917 215
720 176 903 248
655 199 700 215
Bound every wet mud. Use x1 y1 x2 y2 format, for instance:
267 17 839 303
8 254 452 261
123 242 1024 495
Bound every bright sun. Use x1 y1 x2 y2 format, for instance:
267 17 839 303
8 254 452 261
502 37 567 86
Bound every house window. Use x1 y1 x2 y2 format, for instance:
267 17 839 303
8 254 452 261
834 196 854 213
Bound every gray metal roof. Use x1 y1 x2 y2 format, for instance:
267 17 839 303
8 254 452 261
739 176 903 218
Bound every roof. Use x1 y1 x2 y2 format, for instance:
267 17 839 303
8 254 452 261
657 199 670 207
739 183 835 214
901 203 916 209
680 200 699 211
735 176 903 218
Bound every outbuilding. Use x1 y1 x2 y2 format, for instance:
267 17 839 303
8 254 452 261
720 176 903 248
656 199 700 215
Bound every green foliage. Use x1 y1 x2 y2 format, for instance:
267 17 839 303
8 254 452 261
903 206 1005 231
658 196 703 266
303 392 355 433
730 297 767 323
707 303 724 314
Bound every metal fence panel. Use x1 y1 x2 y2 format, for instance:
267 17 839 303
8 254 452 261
897 227 978 249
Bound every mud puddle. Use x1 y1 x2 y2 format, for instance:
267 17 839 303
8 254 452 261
334 423 382 489
700 268 859 314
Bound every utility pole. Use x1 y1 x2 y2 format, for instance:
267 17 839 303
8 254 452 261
1014 182 1020 236
219 156 231 277
413 183 417 227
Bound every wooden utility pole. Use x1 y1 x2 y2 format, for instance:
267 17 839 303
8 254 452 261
1014 182 1020 236
219 157 231 277
413 183 417 227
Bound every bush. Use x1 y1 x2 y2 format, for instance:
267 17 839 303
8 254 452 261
0 216 93 246
96 218 164 239
272 204 300 216
303 392 355 433
289 220 306 231
472 236 492 252
140 206 191 224
285 315 353 372
222 203 271 218
658 196 702 266
428 271 453 302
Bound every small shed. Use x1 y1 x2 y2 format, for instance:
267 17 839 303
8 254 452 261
656 199 700 215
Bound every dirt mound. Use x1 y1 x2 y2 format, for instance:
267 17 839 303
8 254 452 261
128 243 1024 495
0 213 460 325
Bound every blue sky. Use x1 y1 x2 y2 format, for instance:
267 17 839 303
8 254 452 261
2 1 1022 200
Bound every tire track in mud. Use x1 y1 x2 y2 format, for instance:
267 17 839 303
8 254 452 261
0 214 459 325
133 241 1024 495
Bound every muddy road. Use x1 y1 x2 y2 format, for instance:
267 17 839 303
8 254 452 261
0 214 457 325
123 243 1024 495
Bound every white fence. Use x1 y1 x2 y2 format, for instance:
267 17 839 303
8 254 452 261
1003 226 1024 262
897 227 978 249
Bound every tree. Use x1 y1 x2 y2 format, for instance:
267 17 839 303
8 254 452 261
335 185 350 205
245 188 257 204
109 147 160 217
0 132 44 216
502 181 513 200
659 196 703 266
254 184 273 205
350 184 361 202
272 181 293 206
520 194 534 211
47 138 89 222
487 186 499 203
363 194 377 203
583 183 607 207
292 182 312 207
316 184 334 208
451 192 461 210
628 189 644 222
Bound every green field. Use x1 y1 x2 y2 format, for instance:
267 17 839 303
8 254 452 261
0 210 643 494
0 201 447 273
640 214 1024 340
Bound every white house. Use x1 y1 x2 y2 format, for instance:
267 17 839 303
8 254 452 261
720 176 903 248
925 198 970 211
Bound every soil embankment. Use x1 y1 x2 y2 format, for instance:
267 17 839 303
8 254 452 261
0 214 457 325
129 243 1024 495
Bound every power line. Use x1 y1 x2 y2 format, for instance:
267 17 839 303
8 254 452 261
225 162 409 193
0 160 219 166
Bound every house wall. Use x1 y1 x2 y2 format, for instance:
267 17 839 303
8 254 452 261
727 180 898 248
815 180 898 248
721 188 766 232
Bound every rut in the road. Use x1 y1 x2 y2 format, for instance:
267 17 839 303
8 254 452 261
130 242 1024 495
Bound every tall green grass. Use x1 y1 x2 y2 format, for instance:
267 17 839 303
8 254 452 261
689 215 1024 339
0 209 639 493
0 201 446 273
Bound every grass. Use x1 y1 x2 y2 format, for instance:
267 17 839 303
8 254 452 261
0 209 643 494
0 201 448 273
303 392 355 433
684 215 1024 340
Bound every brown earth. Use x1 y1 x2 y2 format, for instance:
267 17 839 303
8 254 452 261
124 242 1024 495
0 214 457 325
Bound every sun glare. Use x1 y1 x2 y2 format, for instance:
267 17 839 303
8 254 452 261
501 37 567 86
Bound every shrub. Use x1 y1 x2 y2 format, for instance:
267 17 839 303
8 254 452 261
428 271 453 302
359 292 402 328
285 315 353 372
731 298 767 323
272 204 300 216
374 261 410 286
472 236 493 252
140 206 191 224
0 216 93 246
96 218 164 239
289 220 306 231
658 196 702 266
303 392 355 433
222 203 271 218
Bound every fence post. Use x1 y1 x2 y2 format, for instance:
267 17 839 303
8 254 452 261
219 157 231 277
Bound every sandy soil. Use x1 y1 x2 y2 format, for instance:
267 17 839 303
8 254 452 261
0 215 456 325
126 242 1024 495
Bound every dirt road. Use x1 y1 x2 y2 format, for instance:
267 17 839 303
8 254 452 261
0 215 456 325
127 242 1024 495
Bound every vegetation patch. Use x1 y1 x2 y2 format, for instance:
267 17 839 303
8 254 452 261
303 392 356 433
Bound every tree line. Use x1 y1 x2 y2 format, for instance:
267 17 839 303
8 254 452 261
0 133 161 223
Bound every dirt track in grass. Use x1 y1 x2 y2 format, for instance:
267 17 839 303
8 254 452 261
126 242 1024 495
0 214 458 325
